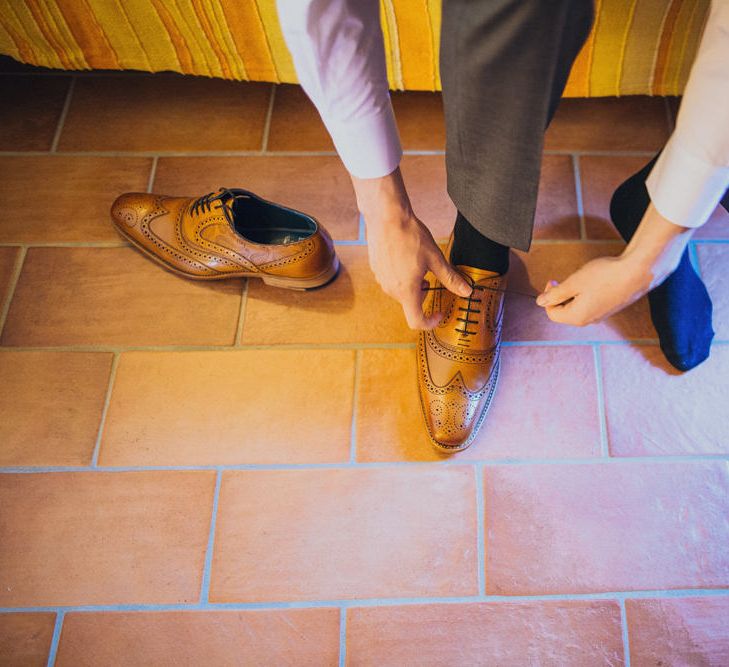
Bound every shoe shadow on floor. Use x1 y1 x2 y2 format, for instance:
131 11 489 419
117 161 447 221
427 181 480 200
244 261 355 315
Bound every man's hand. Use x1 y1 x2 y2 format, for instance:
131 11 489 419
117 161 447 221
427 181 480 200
536 202 693 326
351 168 471 329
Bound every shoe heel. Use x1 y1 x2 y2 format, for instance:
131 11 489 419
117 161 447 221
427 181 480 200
261 257 340 291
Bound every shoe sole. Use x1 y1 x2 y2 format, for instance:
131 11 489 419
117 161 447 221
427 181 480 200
420 356 501 455
113 223 340 291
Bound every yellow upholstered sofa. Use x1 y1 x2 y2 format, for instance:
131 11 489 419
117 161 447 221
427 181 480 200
0 0 708 97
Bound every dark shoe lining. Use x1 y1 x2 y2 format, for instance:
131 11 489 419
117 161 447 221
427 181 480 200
232 196 316 244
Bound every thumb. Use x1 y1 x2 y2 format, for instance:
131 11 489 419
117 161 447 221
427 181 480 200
536 279 574 307
429 251 472 297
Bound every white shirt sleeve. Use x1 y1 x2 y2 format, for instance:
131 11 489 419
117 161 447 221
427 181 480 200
275 0 402 179
646 0 729 228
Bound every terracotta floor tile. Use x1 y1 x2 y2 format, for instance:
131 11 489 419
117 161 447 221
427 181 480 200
484 462 729 594
0 613 56 667
356 346 601 462
391 91 445 150
626 597 729 667
601 345 729 456
0 471 214 606
693 205 729 240
59 76 270 152
1 247 241 347
697 243 729 340
101 350 354 465
579 155 648 240
211 467 477 601
504 242 655 341
56 609 340 666
401 154 455 241
0 246 20 314
347 600 624 666
241 245 415 344
533 155 581 240
0 351 113 466
0 76 70 150
267 84 334 151
545 97 669 151
0 156 151 243
154 156 359 240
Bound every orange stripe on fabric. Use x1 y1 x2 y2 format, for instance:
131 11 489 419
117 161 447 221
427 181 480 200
652 0 681 95
564 0 601 97
56 0 121 70
615 0 638 93
220 0 279 81
677 0 709 91
150 0 192 73
24 0 74 68
191 1 232 78
0 3 39 65
390 0 432 89
673 0 700 92
251 0 281 83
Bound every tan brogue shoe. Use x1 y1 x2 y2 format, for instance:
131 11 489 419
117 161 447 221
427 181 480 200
417 265 506 453
111 188 339 289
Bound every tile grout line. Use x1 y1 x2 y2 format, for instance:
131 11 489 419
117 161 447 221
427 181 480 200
620 599 632 667
4 455 729 476
199 470 222 603
357 213 366 243
571 154 587 240
50 76 75 153
3 587 728 614
260 84 276 152
46 610 64 667
349 350 362 463
146 156 159 193
90 353 120 467
234 280 249 346
0 246 27 337
475 464 486 596
0 149 663 159
592 345 610 458
338 608 347 667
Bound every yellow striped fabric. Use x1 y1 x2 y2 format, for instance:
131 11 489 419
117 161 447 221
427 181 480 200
0 0 709 96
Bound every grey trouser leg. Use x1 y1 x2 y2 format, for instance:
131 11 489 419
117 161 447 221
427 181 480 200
440 0 594 251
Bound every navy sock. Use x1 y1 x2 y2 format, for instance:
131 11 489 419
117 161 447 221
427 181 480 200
450 211 510 274
609 154 715 371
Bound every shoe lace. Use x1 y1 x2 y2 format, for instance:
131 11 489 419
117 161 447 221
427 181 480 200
422 280 538 339
189 188 240 226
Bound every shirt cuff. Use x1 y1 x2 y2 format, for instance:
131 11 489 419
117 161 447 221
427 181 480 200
646 135 729 228
325 103 403 179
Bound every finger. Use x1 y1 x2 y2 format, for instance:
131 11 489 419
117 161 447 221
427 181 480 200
536 278 576 307
402 290 438 330
428 250 472 297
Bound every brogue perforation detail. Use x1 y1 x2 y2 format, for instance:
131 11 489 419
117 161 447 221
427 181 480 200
258 238 316 269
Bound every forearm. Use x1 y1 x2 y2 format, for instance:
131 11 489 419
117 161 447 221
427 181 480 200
350 168 413 230
620 203 694 288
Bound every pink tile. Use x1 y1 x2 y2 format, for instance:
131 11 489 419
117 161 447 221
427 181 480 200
533 155 581 240
347 600 624 666
0 613 56 667
100 350 354 465
355 346 601 462
211 467 477 601
602 345 729 456
626 597 729 667
0 471 215 606
504 243 655 342
56 609 340 666
484 462 729 594
697 243 729 340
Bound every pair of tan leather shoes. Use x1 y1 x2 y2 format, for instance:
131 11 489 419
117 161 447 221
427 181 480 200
111 188 503 453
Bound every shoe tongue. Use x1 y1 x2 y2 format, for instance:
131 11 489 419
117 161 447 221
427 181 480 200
455 264 502 284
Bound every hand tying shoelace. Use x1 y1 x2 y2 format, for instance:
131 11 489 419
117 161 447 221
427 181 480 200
421 283 538 300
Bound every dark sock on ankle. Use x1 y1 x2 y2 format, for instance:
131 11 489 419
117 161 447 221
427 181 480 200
450 211 510 274
610 154 715 371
